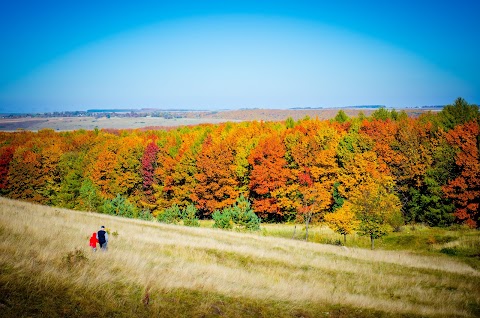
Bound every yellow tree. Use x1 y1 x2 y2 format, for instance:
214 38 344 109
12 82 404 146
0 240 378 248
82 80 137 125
324 201 359 244
111 134 143 199
350 181 402 249
338 131 403 249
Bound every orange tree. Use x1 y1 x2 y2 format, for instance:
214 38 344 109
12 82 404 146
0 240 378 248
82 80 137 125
192 131 240 216
248 133 292 220
285 120 341 238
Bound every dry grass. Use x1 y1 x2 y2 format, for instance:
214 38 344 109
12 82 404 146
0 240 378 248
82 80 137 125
1 197 479 317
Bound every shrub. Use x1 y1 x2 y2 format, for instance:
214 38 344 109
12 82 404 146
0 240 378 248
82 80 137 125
440 247 458 256
182 204 200 227
63 248 88 267
231 195 261 231
102 194 136 218
212 209 233 229
157 204 182 224
138 209 153 221
212 195 261 231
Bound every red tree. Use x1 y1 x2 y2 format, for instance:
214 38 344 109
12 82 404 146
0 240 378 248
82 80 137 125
141 141 159 203
0 146 15 190
443 121 480 228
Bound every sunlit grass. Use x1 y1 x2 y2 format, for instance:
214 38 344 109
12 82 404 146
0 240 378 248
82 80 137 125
1 197 479 317
260 222 480 267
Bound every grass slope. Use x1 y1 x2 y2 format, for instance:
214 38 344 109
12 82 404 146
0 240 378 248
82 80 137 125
1 197 479 317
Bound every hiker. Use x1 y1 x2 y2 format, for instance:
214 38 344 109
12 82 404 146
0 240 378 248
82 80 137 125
89 232 98 252
97 226 109 251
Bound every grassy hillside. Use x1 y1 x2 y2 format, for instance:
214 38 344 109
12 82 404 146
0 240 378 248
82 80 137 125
1 197 479 317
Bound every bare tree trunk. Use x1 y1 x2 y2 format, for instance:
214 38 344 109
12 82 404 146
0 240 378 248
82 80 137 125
343 234 347 245
292 225 296 239
371 235 375 250
305 217 310 241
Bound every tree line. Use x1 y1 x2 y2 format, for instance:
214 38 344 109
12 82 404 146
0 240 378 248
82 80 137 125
0 98 478 238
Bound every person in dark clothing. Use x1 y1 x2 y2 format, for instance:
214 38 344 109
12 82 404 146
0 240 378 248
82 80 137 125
96 226 109 251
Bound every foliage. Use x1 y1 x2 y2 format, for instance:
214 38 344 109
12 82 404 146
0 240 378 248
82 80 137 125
137 209 154 221
213 195 260 231
192 134 239 215
182 204 200 227
285 116 295 128
79 178 102 212
102 194 136 218
155 203 199 226
248 134 292 219
324 201 359 243
141 140 159 203
351 182 403 249
157 204 182 224
212 209 233 229
443 120 480 228
334 110 349 123
0 97 479 230
438 97 479 131
331 181 344 211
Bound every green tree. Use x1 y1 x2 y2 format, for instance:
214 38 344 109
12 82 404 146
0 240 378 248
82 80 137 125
212 209 234 230
334 110 349 123
371 107 391 121
55 151 85 209
438 97 479 131
102 194 136 218
157 204 182 224
79 179 102 211
331 182 345 211
212 195 260 231
351 183 402 249
182 204 200 227
285 117 295 128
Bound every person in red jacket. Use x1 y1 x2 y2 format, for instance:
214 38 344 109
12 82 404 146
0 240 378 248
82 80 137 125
89 232 98 252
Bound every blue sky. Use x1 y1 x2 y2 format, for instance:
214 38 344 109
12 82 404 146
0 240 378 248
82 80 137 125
0 0 478 113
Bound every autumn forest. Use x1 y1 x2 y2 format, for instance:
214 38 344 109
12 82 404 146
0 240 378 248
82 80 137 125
1 98 479 235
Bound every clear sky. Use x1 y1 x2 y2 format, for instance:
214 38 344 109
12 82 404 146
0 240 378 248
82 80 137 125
0 0 478 113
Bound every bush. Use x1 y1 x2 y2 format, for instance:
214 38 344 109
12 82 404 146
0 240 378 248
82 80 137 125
157 204 200 226
182 204 200 227
157 204 182 224
232 196 261 231
63 248 88 267
212 195 260 231
102 194 136 218
212 209 233 229
440 247 458 256
138 209 153 221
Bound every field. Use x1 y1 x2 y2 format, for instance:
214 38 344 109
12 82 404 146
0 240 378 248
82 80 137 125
0 116 232 131
1 197 479 317
0 107 433 131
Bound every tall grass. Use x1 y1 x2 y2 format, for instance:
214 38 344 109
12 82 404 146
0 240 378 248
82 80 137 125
1 197 479 317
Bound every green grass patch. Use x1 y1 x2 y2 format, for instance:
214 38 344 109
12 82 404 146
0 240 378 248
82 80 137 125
257 222 480 269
